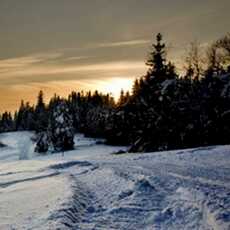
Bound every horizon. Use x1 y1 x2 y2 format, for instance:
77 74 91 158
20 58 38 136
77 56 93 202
0 0 230 112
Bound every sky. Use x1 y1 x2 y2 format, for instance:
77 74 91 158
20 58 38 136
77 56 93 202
0 0 229 112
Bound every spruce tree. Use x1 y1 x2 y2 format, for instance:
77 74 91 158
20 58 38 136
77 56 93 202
48 100 74 152
146 33 167 79
34 90 48 132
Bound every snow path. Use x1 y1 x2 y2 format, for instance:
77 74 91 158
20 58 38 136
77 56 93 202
0 132 229 230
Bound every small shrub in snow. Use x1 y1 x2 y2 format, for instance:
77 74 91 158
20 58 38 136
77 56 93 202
35 132 49 153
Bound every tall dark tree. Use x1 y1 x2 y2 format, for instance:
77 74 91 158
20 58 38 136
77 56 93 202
34 90 48 132
146 33 167 79
0 112 14 132
15 100 32 130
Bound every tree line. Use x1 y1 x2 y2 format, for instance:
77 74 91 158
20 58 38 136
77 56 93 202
0 32 230 153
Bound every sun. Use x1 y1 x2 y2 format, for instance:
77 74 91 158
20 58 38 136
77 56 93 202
99 78 133 100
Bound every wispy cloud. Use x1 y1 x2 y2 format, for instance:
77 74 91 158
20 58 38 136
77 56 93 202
96 39 150 48
0 52 62 72
63 56 91 62
59 39 150 52
0 56 40 69
0 37 147 77
0 45 147 100
0 57 145 79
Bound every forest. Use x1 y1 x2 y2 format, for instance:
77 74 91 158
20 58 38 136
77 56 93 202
1 33 230 153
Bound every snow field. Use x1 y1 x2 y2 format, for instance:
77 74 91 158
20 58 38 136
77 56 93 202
0 132 229 230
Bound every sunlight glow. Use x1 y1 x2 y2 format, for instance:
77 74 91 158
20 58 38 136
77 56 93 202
0 78 134 112
98 77 133 100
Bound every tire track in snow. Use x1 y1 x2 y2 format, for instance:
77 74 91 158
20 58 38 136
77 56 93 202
66 164 175 230
0 172 60 188
74 162 229 230
46 148 230 230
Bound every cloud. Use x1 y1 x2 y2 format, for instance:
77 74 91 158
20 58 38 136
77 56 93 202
0 37 149 108
96 39 150 48
0 58 146 83
0 52 62 72
59 39 150 52
63 56 90 61
0 38 148 79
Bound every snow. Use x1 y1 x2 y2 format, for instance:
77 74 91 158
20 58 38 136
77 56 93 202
160 79 175 95
0 132 229 230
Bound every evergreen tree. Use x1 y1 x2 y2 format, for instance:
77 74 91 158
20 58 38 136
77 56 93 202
48 100 74 152
118 89 130 107
14 101 34 130
146 33 167 79
0 112 15 132
34 90 48 132
15 100 25 130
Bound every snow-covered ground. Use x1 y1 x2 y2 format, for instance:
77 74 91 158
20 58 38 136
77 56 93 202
0 132 229 230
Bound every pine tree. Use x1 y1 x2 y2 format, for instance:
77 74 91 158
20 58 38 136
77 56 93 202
15 100 25 130
118 89 125 107
0 112 15 132
132 79 140 97
15 102 35 131
146 33 167 79
34 90 48 132
48 100 74 152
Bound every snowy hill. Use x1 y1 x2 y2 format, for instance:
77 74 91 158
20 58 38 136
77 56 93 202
0 132 229 230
